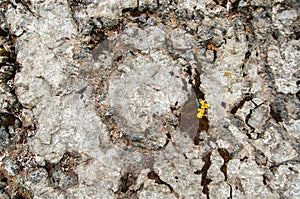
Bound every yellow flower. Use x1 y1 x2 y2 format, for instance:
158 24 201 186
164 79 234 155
197 108 205 118
197 100 210 119
200 100 210 109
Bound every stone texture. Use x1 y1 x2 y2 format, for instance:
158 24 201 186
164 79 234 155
0 0 298 198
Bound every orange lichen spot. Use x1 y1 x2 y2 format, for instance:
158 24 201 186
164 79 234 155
224 71 231 77
207 43 218 51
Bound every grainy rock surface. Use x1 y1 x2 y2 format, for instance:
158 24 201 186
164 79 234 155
0 0 299 198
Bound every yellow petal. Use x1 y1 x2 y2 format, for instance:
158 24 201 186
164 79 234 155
197 109 205 118
203 104 210 108
197 112 202 118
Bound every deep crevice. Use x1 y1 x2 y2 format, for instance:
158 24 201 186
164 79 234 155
147 171 179 198
119 172 138 193
245 108 255 132
194 152 212 199
296 90 300 102
228 183 233 199
230 94 253 114
218 148 232 181
193 68 209 145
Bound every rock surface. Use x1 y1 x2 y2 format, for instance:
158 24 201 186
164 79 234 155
0 0 299 198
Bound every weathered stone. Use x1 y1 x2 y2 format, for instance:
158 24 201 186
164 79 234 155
254 125 298 163
269 163 300 199
137 180 177 199
4 157 19 176
170 28 195 50
154 150 203 198
106 50 189 148
267 41 299 94
227 159 279 198
0 0 298 198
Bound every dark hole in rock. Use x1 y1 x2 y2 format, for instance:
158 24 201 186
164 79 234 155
0 28 8 37
120 172 137 193
122 7 137 14
230 0 241 14
44 161 55 185
221 101 226 108
0 112 22 129
148 171 164 184
246 132 251 139
0 171 7 183
89 29 107 50
245 51 251 59
296 90 300 101
269 104 283 123
212 0 227 7
114 55 123 62
263 174 268 185
13 195 26 199
122 7 149 18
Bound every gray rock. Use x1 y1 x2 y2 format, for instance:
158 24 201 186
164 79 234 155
106 50 189 148
1 0 299 198
268 41 299 94
227 158 279 198
170 29 195 50
269 163 300 199
4 157 19 176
